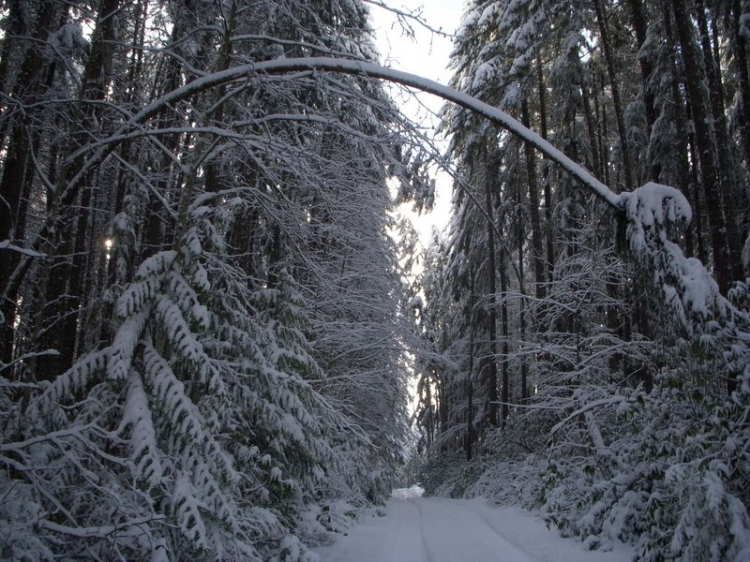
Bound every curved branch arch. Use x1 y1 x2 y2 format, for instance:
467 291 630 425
122 57 624 210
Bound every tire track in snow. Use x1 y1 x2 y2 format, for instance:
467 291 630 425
314 497 633 562
410 498 435 562
418 497 537 562
449 499 539 561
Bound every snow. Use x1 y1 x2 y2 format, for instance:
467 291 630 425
391 485 424 499
471 61 496 91
622 181 692 234
478 4 498 28
47 23 88 54
314 497 633 562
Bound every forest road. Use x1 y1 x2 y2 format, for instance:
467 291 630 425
313 497 633 562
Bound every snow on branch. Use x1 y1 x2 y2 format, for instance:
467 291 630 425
38 514 165 539
12 58 744 381
549 396 626 437
621 183 750 394
0 240 45 257
74 57 623 213
623 182 693 234
622 183 738 331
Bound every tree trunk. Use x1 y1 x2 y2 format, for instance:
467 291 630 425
663 1 698 260
0 0 64 368
732 0 750 172
465 271 476 461
593 0 634 191
522 95 546 301
35 0 122 380
580 74 602 178
516 162 528 402
499 246 510 425
484 160 499 428
671 0 734 297
0 0 28 124
536 55 555 285
627 0 660 182
694 0 744 279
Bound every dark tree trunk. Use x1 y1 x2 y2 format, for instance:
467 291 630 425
580 75 602 178
522 95 546 301
593 0 634 191
671 0 734 297
663 1 698 260
627 0 660 182
499 245 510 425
35 0 122 380
516 163 528 403
694 0 744 278
0 0 64 368
536 55 554 285
0 0 28 124
484 162 499 428
732 0 750 172
466 270 476 460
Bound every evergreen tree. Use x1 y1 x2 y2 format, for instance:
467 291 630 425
0 0 414 559
415 1 750 559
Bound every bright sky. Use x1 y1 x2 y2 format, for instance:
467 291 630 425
369 0 465 250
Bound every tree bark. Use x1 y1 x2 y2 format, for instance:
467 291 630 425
499 246 510 425
483 156 499 428
663 1 698 260
465 270 476 460
536 55 555 285
35 0 122 380
0 0 64 368
694 0 744 279
732 0 750 172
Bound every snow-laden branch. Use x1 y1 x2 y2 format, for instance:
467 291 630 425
7 55 624 300
549 396 626 437
123 57 622 210
39 514 166 538
0 348 59 375
0 240 45 257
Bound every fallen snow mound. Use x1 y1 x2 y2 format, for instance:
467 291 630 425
391 485 424 499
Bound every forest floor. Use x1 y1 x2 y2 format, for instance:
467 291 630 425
314 492 634 562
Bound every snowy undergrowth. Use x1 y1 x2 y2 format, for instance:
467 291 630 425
422 371 750 561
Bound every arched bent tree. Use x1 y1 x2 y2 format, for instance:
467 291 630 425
6 57 746 391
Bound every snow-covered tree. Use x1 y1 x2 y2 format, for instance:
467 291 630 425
414 1 750 560
0 0 414 559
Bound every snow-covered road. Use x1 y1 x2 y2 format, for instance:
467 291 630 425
314 496 633 562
